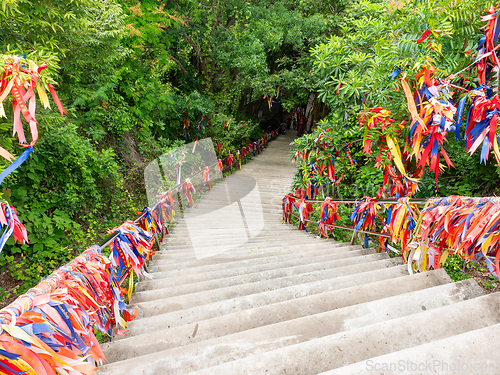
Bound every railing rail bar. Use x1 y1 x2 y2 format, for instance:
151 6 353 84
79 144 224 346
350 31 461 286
288 213 391 239
285 194 427 205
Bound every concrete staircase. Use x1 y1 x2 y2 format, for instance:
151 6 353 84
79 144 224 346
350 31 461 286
99 132 500 374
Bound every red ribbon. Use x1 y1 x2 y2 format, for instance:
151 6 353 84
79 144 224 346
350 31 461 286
47 83 67 116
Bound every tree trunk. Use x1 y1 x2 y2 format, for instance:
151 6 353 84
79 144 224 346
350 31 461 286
305 93 316 132
321 103 329 119
181 33 208 89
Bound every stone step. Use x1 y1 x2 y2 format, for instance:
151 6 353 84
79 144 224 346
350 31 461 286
182 196 286 203
164 228 320 239
208 179 293 184
119 263 407 338
102 269 453 364
137 248 377 291
179 183 285 192
173 213 284 222
169 226 302 234
183 197 286 207
145 249 368 278
184 193 283 200
159 240 328 253
163 230 317 243
101 279 481 374
136 257 397 312
154 240 357 260
177 207 285 215
179 196 285 203
134 252 389 301
146 244 373 281
161 235 340 250
184 194 287 203
166 225 296 234
181 191 287 199
205 178 293 185
155 236 332 256
161 236 347 253
187 292 500 375
205 189 304 195
327 321 500 375
149 244 363 273
162 230 316 245
161 234 351 249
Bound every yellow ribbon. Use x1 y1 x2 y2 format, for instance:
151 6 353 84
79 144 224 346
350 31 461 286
386 136 420 183
400 78 426 131
36 83 51 109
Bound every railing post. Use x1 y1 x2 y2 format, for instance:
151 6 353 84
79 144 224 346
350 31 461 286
177 191 184 213
350 230 357 245
154 231 161 250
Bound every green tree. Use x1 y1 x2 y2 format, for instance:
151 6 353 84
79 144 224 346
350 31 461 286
307 0 500 197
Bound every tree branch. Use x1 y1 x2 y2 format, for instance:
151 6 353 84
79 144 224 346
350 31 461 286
171 56 188 75
211 0 221 37
181 33 202 61
181 32 207 78
66 44 89 54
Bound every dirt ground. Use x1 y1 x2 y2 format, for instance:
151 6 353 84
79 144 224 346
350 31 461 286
0 268 22 309
466 257 500 294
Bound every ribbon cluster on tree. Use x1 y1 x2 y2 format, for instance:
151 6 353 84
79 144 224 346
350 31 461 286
0 55 66 254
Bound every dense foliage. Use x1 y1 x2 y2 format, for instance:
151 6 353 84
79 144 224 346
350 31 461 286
0 0 349 297
291 0 500 201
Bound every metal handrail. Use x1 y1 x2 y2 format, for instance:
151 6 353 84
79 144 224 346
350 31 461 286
285 193 427 205
284 193 408 244
289 213 391 238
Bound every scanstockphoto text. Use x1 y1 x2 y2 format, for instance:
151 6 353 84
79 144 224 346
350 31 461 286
366 359 499 373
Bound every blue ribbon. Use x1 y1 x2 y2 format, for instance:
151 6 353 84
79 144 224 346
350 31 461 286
0 362 27 375
484 256 499 278
386 205 393 225
50 302 90 353
494 16 500 44
480 137 489 164
423 84 434 100
477 35 487 50
0 348 21 361
439 115 446 131
415 88 425 111
19 322 54 336
388 66 402 80
408 120 418 140
476 84 493 99
0 204 14 252
0 146 34 186
431 139 439 158
455 96 467 140
141 207 161 234
18 54 26 68
354 210 368 231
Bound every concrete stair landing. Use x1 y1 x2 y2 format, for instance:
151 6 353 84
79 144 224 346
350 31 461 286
99 131 500 374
